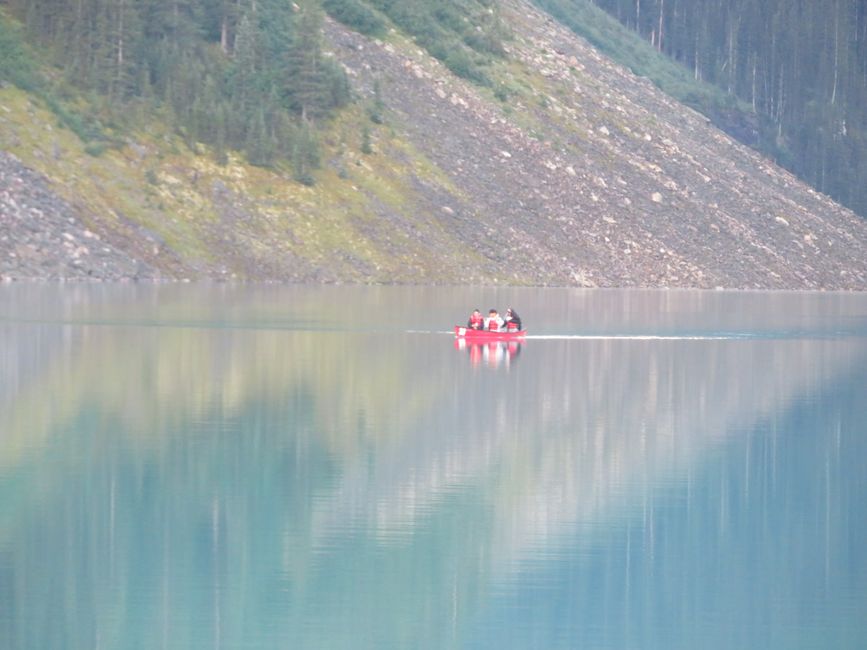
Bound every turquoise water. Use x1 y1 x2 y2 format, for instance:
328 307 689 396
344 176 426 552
1 285 866 649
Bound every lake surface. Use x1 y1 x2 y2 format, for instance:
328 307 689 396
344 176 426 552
1 285 866 650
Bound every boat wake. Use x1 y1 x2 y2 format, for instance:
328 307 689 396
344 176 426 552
411 330 865 341
525 334 749 341
408 330 752 340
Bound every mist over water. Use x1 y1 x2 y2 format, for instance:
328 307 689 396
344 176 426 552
1 285 866 649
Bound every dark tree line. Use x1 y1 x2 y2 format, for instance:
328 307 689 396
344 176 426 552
588 0 867 217
3 0 350 181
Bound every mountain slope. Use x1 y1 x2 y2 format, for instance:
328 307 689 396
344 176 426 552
1 0 866 288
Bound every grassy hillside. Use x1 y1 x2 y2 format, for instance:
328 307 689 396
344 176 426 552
0 2 510 282
0 80 497 281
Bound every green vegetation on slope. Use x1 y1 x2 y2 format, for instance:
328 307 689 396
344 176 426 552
0 77 489 282
1 0 349 181
325 0 510 84
0 12 35 90
1 0 507 185
0 11 115 151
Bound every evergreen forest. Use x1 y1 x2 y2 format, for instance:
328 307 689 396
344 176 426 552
0 0 352 183
0 0 506 184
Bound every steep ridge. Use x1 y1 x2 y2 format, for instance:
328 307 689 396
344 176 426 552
1 0 865 288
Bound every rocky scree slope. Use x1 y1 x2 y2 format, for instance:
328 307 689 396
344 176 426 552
1 0 866 288
328 0 867 289
0 151 158 281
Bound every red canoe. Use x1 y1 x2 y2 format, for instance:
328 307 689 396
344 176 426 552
454 326 527 340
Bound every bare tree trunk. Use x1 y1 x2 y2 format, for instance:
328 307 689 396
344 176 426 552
221 16 229 54
73 0 85 75
657 0 664 52
777 67 785 138
114 0 125 99
831 1 839 105
117 0 125 68
727 16 739 94
751 56 757 112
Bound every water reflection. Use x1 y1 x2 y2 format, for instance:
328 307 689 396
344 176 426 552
454 338 523 369
0 285 865 649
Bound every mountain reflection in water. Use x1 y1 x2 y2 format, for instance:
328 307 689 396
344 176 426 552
1 285 865 650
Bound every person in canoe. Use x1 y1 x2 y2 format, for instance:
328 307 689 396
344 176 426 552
504 307 522 331
467 308 484 330
485 308 504 331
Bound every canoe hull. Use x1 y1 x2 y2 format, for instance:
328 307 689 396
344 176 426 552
454 326 527 340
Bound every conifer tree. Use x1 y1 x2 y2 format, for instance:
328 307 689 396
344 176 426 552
286 0 329 120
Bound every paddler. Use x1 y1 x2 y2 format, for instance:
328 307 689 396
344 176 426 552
504 307 522 331
485 308 504 331
467 308 484 330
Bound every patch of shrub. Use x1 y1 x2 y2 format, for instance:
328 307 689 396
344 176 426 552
366 0 501 87
322 0 386 37
444 49 489 86
42 95 110 143
360 124 373 154
84 142 108 157
493 83 512 102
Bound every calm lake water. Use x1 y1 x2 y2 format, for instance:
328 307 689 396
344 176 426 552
1 285 866 650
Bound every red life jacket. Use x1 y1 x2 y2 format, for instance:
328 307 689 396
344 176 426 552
469 314 484 329
505 321 519 331
487 317 502 331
